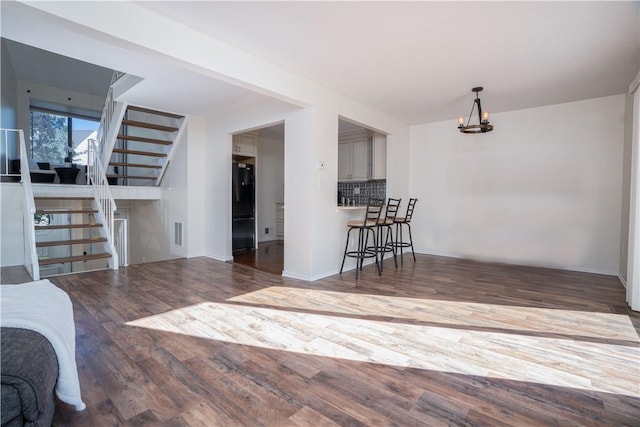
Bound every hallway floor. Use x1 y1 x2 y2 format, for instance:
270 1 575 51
232 240 284 275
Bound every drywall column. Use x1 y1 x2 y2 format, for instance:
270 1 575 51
202 122 233 261
282 108 316 278
627 75 640 311
308 106 340 277
186 116 208 258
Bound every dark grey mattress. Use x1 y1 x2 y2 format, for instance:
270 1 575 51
1 327 58 427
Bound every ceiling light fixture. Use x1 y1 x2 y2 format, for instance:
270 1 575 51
457 87 493 134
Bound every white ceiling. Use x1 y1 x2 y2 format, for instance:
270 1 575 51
2 39 113 97
2 1 638 127
138 1 640 125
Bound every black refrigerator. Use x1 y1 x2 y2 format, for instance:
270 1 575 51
232 162 255 251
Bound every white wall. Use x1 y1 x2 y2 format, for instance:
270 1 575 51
1 39 17 131
256 134 284 242
186 116 207 259
620 94 634 281
1 46 23 267
0 184 24 267
197 99 302 263
16 81 105 145
128 125 189 264
1 39 18 172
626 75 640 311
410 95 625 275
194 92 409 280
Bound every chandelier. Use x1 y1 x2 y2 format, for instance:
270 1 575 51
457 87 494 134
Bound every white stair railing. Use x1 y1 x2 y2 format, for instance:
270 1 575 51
97 71 127 168
2 129 40 280
88 139 119 269
1 129 19 178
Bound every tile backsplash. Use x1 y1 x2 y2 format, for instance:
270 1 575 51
337 179 386 206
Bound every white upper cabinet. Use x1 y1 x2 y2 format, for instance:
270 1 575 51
338 129 386 182
338 142 353 181
351 138 370 181
233 132 258 157
371 132 387 180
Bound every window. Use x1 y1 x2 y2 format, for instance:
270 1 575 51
34 213 52 226
30 106 100 166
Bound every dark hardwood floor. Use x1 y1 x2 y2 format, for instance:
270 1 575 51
3 255 639 426
232 240 284 276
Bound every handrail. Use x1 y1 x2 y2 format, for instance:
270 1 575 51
88 138 119 268
2 128 40 280
97 70 127 166
96 84 116 164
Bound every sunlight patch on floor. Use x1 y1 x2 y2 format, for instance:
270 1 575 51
127 301 640 398
229 287 640 342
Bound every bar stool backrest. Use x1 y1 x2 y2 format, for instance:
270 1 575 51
404 198 418 222
383 198 402 224
363 198 384 226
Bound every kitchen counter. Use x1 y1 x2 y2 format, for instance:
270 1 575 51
337 205 366 211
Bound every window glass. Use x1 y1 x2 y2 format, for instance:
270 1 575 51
72 117 100 165
30 109 99 166
30 110 69 164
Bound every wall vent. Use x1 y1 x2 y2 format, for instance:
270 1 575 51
174 221 183 247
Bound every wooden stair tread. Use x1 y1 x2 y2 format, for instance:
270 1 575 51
109 162 162 169
127 105 183 119
107 175 156 180
116 134 173 145
112 148 167 157
122 119 178 132
36 209 98 214
36 223 103 230
34 197 93 201
36 237 107 247
39 252 111 265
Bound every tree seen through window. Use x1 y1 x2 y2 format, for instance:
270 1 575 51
30 110 99 166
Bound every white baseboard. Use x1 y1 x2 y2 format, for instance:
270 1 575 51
282 270 335 281
283 256 385 281
618 273 628 289
415 249 619 277
203 253 233 262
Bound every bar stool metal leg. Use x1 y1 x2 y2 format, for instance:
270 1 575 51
374 198 401 273
339 198 384 279
391 198 418 266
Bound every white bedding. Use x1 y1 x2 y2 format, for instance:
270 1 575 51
1 279 86 411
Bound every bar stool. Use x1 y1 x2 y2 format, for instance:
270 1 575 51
371 197 401 273
392 198 418 265
340 198 384 279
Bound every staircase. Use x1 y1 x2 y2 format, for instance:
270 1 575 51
107 106 184 186
3 73 182 280
34 196 112 277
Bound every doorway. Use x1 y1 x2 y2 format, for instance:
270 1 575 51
232 123 285 275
